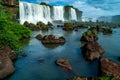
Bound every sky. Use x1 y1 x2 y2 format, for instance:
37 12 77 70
20 0 120 18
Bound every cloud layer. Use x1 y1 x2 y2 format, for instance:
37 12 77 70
20 0 120 18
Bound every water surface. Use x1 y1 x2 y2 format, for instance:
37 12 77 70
9 28 120 80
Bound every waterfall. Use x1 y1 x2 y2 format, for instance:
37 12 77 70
53 6 64 21
19 2 52 24
19 1 81 24
70 8 77 21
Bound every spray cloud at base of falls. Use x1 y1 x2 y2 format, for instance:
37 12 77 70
19 1 82 24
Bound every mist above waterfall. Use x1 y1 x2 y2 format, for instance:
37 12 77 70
19 1 82 24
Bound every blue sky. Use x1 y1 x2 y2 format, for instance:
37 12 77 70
20 0 120 18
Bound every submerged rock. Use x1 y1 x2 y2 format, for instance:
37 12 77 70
35 34 43 40
55 58 72 70
0 45 17 79
100 57 120 79
81 42 104 61
40 35 66 44
118 57 120 61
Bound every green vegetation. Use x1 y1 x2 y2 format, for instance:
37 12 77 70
40 2 51 7
103 27 113 34
100 75 115 80
47 21 53 27
0 2 31 50
64 23 74 30
77 22 87 28
83 29 97 37
37 21 48 30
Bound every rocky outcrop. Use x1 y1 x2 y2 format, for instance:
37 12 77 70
24 21 49 31
24 21 40 31
1 0 19 21
0 45 17 79
100 57 120 79
55 58 72 70
80 30 98 42
81 42 104 61
80 29 104 61
80 34 98 42
1 0 18 7
36 34 66 44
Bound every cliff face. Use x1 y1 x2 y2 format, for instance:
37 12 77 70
98 15 120 23
1 0 18 6
112 15 120 23
1 0 19 21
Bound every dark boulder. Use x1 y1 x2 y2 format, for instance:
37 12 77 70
81 42 104 61
55 58 72 70
100 57 120 79
24 21 40 31
41 35 66 44
118 57 120 61
35 34 42 40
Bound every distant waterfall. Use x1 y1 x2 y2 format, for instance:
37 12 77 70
53 6 64 21
19 1 81 24
70 8 77 21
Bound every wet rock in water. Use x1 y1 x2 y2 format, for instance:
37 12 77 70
100 57 120 79
55 58 72 70
80 30 98 42
118 57 120 61
35 34 43 40
41 35 66 44
21 53 27 57
37 59 44 63
63 23 74 31
0 45 17 79
81 42 104 61
24 21 40 31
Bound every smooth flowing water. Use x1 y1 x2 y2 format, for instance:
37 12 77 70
9 28 120 80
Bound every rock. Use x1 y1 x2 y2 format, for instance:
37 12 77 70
0 57 15 79
100 57 120 79
80 35 98 42
59 37 66 44
55 58 72 70
2 45 17 61
0 45 17 79
118 57 120 61
2 0 18 7
80 30 98 42
103 28 113 34
75 29 78 32
81 42 104 61
68 77 82 80
41 35 66 44
63 23 74 31
35 34 42 40
24 21 40 31
21 53 27 57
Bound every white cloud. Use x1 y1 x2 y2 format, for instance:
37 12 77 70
72 1 113 18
